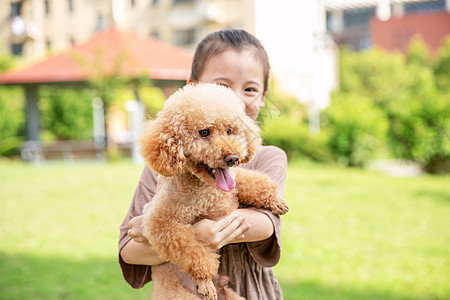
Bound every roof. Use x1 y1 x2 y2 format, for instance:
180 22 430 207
0 28 193 85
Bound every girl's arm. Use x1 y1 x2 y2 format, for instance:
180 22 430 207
121 212 253 266
120 238 166 266
193 208 273 248
230 208 274 242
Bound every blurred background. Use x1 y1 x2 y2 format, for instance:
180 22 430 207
0 0 449 173
0 0 449 299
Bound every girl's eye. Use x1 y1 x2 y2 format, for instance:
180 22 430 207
245 87 258 93
226 128 232 135
217 83 229 88
198 129 210 138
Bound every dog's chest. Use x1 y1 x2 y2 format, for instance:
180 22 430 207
154 178 239 223
182 186 239 222
196 187 239 220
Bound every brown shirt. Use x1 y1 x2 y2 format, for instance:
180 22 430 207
118 145 287 299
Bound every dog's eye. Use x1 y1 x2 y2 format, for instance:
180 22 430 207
226 129 232 135
198 129 210 138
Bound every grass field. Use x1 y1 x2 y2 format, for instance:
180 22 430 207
0 160 448 299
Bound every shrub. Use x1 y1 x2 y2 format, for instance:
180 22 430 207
382 40 450 174
261 116 331 162
386 75 450 174
139 86 166 118
0 45 23 156
336 42 450 173
0 86 25 156
433 37 450 93
40 86 95 140
322 92 387 167
339 47 413 110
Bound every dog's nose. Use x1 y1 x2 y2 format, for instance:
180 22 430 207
224 155 239 166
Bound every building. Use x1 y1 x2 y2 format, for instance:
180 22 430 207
0 0 255 61
371 10 450 53
325 0 450 51
0 0 338 112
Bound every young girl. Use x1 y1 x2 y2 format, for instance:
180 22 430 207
119 29 288 299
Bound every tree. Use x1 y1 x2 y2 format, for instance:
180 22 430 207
334 41 449 173
39 86 95 140
0 43 24 156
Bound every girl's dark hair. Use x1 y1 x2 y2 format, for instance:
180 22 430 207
191 29 271 92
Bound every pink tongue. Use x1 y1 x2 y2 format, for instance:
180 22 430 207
214 168 236 192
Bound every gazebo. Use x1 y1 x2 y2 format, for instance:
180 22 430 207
0 28 193 143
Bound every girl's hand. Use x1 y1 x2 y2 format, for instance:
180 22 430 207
193 214 251 250
127 215 150 245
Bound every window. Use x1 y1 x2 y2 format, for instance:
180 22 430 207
343 7 376 29
10 2 22 19
95 13 106 31
326 11 332 32
405 0 445 14
11 43 23 56
45 0 50 15
150 30 160 39
173 28 196 46
68 0 73 13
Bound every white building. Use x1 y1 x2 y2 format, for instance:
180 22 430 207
0 0 338 111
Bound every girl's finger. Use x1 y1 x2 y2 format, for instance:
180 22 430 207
218 216 246 239
218 222 251 249
127 228 134 238
214 214 239 232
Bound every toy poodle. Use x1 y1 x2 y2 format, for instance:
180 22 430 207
139 83 289 300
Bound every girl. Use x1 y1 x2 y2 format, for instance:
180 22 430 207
119 29 287 299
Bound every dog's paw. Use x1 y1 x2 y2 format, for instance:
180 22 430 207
270 198 289 215
197 279 217 300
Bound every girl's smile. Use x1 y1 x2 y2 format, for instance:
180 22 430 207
189 49 266 120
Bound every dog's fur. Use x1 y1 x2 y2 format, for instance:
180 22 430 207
139 83 289 300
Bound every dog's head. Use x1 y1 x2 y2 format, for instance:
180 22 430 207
139 83 261 192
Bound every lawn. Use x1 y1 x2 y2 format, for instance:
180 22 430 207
0 160 448 299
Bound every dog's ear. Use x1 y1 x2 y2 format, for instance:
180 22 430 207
240 116 262 164
138 114 185 176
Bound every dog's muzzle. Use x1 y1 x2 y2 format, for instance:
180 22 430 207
224 155 239 167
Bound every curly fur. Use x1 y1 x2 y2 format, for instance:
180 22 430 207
139 83 289 300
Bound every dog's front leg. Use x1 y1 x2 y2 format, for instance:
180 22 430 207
235 168 289 215
143 211 219 300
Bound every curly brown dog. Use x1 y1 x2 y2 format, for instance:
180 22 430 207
139 83 289 300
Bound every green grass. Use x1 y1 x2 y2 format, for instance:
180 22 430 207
278 161 449 300
0 160 448 299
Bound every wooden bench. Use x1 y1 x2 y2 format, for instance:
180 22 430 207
21 140 107 163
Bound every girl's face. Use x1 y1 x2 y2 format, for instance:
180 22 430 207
188 49 266 120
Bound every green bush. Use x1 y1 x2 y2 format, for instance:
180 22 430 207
259 84 331 162
322 92 387 167
139 86 166 118
336 41 450 173
0 86 25 156
0 40 15 73
386 79 450 174
261 116 331 162
433 37 450 93
339 47 413 110
383 40 450 173
40 86 95 140
0 45 23 156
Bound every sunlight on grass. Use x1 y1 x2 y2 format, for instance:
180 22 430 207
277 160 449 300
0 160 152 299
0 160 449 299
